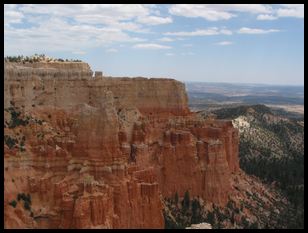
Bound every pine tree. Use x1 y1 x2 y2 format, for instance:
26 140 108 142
175 192 179 205
182 190 190 210
191 199 200 224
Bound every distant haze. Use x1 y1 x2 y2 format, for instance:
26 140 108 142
4 4 304 85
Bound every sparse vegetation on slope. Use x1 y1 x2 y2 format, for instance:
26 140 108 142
208 104 304 228
5 107 30 129
163 172 295 229
17 193 32 211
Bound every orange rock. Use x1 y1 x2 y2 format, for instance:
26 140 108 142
4 61 239 229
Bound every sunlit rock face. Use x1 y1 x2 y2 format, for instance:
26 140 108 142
4 61 239 229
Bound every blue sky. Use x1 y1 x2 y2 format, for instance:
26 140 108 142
4 4 304 85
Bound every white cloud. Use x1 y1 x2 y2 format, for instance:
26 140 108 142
216 41 233 46
133 43 171 49
215 4 272 14
164 28 232 36
169 4 235 21
256 5 304 20
4 4 302 56
137 16 172 25
4 4 24 25
4 16 146 55
19 4 149 21
17 4 173 32
165 52 174 56
120 22 150 33
168 4 304 21
220 29 233 35
238 27 280 34
257 14 278 20
277 4 304 18
4 10 24 24
106 48 118 53
4 4 157 55
21 4 152 33
169 4 274 21
159 37 174 42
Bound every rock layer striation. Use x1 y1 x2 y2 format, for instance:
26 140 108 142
4 61 239 229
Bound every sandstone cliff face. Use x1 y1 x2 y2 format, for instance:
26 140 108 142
4 62 239 229
4 62 189 116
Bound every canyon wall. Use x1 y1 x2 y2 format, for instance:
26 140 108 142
4 62 189 115
4 61 239 229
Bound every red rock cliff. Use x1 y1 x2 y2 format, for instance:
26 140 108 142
4 61 239 229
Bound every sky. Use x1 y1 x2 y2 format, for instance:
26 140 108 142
4 4 304 85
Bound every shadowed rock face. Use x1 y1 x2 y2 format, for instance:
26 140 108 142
4 62 239 229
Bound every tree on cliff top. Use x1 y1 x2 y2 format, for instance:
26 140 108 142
5 55 83 63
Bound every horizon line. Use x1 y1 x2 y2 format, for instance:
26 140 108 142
183 80 304 87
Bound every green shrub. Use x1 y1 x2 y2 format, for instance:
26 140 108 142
24 201 31 211
175 192 179 204
227 200 234 209
17 193 31 205
17 193 23 201
9 200 17 208
182 190 190 210
4 135 18 149
26 193 31 204
17 193 32 211
191 199 201 224
206 212 215 225
6 107 29 128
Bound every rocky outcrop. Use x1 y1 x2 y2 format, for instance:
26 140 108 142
4 61 189 116
4 61 239 229
186 223 212 229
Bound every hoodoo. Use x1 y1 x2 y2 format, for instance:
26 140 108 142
4 61 239 228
